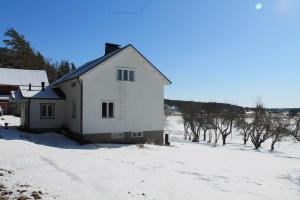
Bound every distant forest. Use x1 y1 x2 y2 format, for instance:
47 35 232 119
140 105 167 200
165 99 245 113
0 28 76 83
165 99 300 113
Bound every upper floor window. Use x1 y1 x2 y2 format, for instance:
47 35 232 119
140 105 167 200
117 69 134 81
40 103 55 119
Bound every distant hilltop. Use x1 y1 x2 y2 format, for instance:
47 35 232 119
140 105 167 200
165 99 300 114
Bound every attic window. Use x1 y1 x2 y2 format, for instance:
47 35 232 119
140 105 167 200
117 69 135 81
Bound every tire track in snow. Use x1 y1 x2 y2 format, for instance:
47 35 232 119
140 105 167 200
40 156 81 182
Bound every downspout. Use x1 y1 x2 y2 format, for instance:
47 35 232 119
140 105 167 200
27 99 31 129
77 78 83 141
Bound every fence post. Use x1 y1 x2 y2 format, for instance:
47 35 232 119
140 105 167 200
165 133 170 146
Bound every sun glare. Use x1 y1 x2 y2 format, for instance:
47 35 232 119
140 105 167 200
256 3 263 10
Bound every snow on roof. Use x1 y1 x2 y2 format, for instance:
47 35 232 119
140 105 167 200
11 86 65 100
0 68 49 86
0 95 9 101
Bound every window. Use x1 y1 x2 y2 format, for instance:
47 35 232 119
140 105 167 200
132 132 143 138
40 104 55 119
123 70 128 81
117 69 122 80
71 101 76 119
101 101 114 118
117 69 135 81
129 70 134 81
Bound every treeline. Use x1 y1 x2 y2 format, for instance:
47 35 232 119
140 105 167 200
0 28 76 83
166 100 300 151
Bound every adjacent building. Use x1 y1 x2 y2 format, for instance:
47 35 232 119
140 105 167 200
0 68 49 115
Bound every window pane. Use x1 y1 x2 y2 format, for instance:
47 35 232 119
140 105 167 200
123 70 128 81
102 102 107 118
109 102 114 118
129 71 134 81
41 106 47 117
48 105 53 117
117 69 122 80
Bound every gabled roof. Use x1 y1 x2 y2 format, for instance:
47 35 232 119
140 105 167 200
0 68 49 86
52 45 130 86
52 44 171 86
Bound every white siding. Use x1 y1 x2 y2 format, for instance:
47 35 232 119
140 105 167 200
29 99 64 129
59 80 82 133
81 46 165 134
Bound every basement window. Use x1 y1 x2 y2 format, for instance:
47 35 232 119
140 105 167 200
40 104 55 119
132 132 143 138
101 101 114 118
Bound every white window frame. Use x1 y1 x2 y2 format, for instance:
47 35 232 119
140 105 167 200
117 68 135 82
101 101 115 118
40 103 55 119
132 131 143 138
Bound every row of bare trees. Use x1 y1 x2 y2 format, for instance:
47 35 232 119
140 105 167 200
180 102 300 151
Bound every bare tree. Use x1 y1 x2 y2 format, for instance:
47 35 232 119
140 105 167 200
181 104 201 142
269 114 291 151
216 111 237 145
236 116 253 145
290 116 300 142
250 103 273 150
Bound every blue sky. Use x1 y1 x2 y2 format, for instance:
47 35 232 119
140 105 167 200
1 0 299 108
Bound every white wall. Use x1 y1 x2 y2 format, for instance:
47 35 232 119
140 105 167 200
81 46 166 134
59 81 81 133
29 99 64 129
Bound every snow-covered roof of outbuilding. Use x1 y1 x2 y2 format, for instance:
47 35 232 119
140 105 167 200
10 86 65 100
0 68 49 86
0 95 9 101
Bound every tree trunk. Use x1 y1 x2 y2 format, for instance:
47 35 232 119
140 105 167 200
270 140 276 151
203 130 207 141
222 135 226 145
254 142 261 150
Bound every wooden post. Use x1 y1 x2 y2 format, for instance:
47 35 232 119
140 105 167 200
4 123 8 129
165 133 170 146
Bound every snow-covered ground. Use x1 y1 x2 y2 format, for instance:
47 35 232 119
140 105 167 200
0 115 20 127
0 115 299 200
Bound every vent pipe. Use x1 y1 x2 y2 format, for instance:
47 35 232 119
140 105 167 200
41 82 45 91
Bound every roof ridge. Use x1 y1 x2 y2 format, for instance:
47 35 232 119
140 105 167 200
52 45 131 86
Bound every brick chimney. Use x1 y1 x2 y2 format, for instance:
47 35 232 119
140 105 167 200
105 43 121 55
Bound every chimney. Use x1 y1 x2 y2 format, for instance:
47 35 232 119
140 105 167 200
29 83 32 91
41 82 45 91
105 43 121 55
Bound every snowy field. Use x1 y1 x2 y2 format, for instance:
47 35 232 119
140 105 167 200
0 115 299 200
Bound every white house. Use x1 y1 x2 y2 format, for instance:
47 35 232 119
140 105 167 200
11 43 171 144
